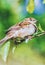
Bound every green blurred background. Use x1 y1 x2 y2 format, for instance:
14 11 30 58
0 0 45 65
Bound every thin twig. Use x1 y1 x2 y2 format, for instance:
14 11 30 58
21 31 45 42
32 31 45 39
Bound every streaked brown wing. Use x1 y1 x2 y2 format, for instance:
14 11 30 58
5 25 21 34
5 18 30 34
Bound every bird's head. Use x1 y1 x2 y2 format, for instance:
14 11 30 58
25 18 37 24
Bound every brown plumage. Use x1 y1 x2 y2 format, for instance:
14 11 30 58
0 18 37 45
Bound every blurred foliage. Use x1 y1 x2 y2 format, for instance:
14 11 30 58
26 0 34 14
0 0 45 62
0 41 10 62
43 0 45 4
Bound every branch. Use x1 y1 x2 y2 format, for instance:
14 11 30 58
19 31 45 43
32 31 45 39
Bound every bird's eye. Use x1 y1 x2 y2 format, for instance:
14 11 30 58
30 18 32 21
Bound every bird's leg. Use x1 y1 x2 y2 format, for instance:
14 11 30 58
25 35 33 43
13 37 25 46
12 35 33 46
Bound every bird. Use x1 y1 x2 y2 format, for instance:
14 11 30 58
0 17 37 45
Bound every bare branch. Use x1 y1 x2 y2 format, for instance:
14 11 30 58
32 31 45 39
20 31 45 43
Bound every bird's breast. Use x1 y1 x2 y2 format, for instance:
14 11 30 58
13 24 36 38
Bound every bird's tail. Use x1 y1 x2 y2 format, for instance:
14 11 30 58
0 36 8 45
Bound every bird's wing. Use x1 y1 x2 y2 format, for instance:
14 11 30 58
5 18 30 34
5 25 21 34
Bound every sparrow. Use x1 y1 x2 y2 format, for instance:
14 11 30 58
0 17 37 45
